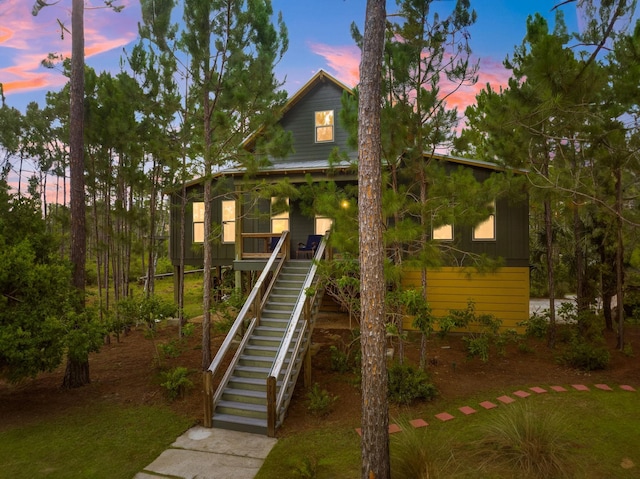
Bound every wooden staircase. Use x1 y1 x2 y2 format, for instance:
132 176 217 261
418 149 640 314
212 261 312 434
205 231 328 436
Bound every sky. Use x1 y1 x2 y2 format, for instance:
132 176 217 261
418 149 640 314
1 0 583 115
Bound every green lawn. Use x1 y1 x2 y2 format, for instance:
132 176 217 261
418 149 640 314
0 403 193 479
257 388 640 479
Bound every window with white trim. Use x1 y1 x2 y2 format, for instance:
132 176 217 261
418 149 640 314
193 202 205 243
315 110 334 142
221 200 235 243
473 201 496 241
271 197 289 233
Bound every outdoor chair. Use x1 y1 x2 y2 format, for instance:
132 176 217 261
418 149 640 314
268 236 280 252
296 234 323 259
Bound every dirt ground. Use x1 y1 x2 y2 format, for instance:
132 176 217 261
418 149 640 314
1 310 639 438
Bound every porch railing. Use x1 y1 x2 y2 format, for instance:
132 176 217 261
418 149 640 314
240 232 287 259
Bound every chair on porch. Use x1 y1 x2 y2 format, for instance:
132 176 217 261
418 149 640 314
268 236 280 253
296 234 323 259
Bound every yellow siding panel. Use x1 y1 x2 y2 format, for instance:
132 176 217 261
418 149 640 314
402 267 529 332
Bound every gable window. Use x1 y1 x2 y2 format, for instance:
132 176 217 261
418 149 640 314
433 223 453 241
271 197 289 234
221 200 235 243
315 110 334 143
315 215 333 235
193 202 205 243
473 201 496 241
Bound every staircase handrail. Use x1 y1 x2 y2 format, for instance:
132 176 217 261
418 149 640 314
211 317 258 407
207 231 289 376
267 233 329 429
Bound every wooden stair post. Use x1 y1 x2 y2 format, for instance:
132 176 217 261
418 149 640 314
203 370 213 427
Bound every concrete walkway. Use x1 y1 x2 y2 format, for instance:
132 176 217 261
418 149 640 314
134 426 277 479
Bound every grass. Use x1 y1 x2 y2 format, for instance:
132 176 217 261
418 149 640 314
256 428 361 478
0 402 193 479
257 389 640 479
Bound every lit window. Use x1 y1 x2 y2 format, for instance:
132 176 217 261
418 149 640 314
473 201 496 241
315 110 334 142
315 215 333 235
271 197 289 233
193 202 205 243
222 200 235 243
433 224 453 241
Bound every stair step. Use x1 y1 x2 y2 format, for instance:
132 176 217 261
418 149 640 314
272 286 303 294
270 294 299 303
212 413 267 435
243 345 278 357
229 376 271 391
261 310 291 320
233 365 270 378
266 302 296 312
254 321 289 339
217 400 267 419
249 335 283 347
221 388 267 405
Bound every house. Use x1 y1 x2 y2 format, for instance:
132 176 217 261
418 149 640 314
168 69 529 331
170 69 529 435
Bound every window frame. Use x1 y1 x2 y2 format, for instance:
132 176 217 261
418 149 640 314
314 110 334 143
271 197 290 234
221 199 235 244
472 201 496 241
192 201 205 243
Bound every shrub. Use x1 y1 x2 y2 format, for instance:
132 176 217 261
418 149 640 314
444 301 503 362
520 311 549 339
157 339 181 360
387 362 437 405
329 345 350 373
462 334 491 362
160 367 193 401
306 383 338 417
328 329 361 374
559 340 610 371
475 402 577 478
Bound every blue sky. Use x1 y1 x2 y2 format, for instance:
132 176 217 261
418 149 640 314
0 0 582 114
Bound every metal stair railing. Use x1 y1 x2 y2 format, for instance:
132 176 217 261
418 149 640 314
204 231 290 427
266 232 329 436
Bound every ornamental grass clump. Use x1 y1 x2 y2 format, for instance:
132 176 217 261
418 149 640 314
475 402 578 478
390 419 457 479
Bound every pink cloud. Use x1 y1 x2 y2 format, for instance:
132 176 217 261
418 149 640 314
308 42 360 87
0 26 13 44
309 41 511 116
0 0 139 98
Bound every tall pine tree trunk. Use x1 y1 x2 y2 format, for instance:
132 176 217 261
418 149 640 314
358 1 389 477
63 0 89 388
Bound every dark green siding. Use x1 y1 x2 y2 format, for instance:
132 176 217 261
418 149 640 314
277 81 354 164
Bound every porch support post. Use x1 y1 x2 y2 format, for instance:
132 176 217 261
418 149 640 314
234 185 243 292
267 376 277 437
173 265 181 304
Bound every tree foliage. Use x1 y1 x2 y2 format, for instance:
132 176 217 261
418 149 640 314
0 182 73 382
